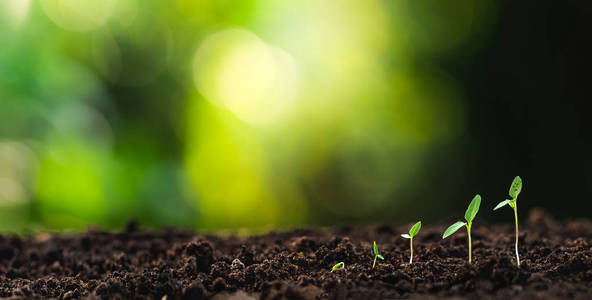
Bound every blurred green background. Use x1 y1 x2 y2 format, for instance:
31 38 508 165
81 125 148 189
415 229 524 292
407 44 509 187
1 0 591 233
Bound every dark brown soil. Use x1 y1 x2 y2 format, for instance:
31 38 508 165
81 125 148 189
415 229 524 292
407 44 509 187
0 208 591 300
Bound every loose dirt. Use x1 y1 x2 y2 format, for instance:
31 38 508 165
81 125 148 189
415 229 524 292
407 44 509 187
0 208 591 299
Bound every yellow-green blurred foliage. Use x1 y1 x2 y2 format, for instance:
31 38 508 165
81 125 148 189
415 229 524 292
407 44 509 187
0 0 496 232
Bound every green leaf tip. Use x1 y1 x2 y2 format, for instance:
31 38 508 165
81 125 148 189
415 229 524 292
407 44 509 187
509 176 522 199
464 194 481 222
377 254 384 260
409 221 422 237
331 262 344 272
443 221 466 239
373 241 378 255
494 199 512 211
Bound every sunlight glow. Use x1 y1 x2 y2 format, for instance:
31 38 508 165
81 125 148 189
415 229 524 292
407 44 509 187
193 29 300 125
1 0 30 29
40 0 116 31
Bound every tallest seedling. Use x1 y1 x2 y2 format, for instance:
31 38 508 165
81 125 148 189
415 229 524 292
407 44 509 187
494 176 523 266
443 195 481 264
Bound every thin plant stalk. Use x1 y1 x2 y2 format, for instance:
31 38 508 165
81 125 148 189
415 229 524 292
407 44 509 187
409 238 413 264
331 262 344 272
514 203 520 266
373 254 377 269
467 223 472 264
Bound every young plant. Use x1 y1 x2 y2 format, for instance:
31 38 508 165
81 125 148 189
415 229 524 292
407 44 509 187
331 262 345 272
372 241 384 269
442 194 481 264
493 176 522 266
401 221 421 264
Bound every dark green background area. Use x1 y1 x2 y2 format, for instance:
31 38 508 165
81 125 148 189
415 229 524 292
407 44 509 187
0 0 591 233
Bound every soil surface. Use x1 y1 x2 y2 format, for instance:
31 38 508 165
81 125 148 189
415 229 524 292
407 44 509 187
0 208 591 300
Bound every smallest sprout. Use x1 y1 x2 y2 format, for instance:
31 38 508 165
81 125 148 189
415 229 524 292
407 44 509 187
372 241 384 269
401 221 421 264
331 262 345 272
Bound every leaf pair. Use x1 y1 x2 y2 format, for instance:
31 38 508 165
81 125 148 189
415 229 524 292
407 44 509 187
373 241 384 260
443 194 481 238
401 221 421 239
494 176 522 210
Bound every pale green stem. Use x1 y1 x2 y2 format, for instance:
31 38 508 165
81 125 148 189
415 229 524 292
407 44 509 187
467 222 472 264
373 255 377 269
514 203 520 266
410 238 413 264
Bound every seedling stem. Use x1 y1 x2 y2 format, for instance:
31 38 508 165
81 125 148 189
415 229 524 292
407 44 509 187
514 202 520 266
409 238 413 264
467 222 472 263
331 262 345 272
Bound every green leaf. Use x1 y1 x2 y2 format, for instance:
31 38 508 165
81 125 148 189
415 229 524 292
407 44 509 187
377 254 384 260
509 176 522 199
464 194 481 222
401 234 411 239
409 221 422 237
373 241 378 255
493 200 511 211
443 221 466 239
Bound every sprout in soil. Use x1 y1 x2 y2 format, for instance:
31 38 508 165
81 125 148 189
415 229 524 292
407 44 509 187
331 262 345 272
493 176 522 266
443 194 481 264
401 221 421 264
372 241 384 269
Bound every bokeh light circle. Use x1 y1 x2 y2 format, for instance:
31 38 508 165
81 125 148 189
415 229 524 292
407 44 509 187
40 0 116 32
1 0 31 29
193 28 300 125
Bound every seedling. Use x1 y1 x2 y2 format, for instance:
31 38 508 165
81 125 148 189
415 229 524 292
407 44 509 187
331 262 345 272
443 194 481 264
372 241 384 269
493 176 522 266
401 221 421 264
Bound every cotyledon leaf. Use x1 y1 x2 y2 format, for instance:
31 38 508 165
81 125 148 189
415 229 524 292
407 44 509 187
443 221 467 239
494 199 512 211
